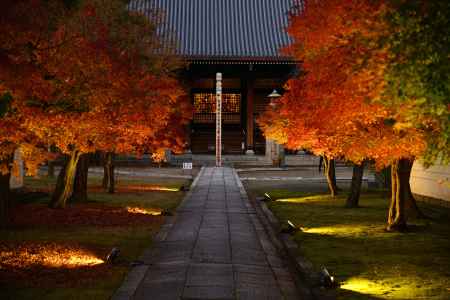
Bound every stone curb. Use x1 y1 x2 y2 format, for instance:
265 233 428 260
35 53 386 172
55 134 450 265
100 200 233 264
256 199 337 300
249 197 314 300
111 167 206 300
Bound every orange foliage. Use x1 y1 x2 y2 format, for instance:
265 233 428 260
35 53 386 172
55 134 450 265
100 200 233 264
259 0 426 168
0 1 58 174
0 0 191 175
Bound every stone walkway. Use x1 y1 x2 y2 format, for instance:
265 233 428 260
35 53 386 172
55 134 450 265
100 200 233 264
115 167 300 300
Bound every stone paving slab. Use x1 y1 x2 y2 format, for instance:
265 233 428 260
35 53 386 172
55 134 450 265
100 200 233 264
116 166 301 300
183 286 235 300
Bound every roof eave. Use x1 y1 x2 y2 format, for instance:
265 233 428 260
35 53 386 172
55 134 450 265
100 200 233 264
184 55 299 65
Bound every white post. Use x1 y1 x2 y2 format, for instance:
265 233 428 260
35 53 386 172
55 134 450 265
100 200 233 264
216 72 222 167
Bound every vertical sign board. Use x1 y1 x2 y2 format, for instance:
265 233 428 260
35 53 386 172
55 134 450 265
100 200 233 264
182 162 193 176
216 72 222 167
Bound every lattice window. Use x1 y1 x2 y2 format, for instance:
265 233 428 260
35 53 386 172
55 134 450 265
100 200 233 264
193 93 241 124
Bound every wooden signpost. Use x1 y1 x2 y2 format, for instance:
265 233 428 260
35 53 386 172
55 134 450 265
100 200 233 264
216 72 222 167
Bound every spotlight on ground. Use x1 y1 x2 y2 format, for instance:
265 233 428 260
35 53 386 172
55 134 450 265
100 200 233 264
179 185 190 191
319 267 337 288
281 220 300 234
263 193 272 201
106 247 120 264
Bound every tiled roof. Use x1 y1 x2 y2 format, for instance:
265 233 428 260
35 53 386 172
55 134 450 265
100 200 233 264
128 0 301 61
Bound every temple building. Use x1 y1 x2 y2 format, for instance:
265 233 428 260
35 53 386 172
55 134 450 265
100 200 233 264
129 0 300 155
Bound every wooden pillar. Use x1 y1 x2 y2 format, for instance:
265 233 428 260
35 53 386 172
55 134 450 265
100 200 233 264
246 78 255 154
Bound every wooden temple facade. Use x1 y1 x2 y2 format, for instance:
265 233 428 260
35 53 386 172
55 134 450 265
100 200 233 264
130 0 300 154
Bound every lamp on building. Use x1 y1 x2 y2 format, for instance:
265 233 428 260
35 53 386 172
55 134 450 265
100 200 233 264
268 89 282 107
266 89 284 167
268 89 282 98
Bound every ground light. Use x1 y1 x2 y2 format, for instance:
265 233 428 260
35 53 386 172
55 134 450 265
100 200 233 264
125 185 180 192
263 192 272 201
0 244 104 268
281 220 300 234
126 207 163 216
319 267 337 288
302 225 366 236
340 278 386 295
106 247 120 264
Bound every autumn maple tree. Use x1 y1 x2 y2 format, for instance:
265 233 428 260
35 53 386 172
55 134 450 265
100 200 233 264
259 0 447 231
261 0 395 198
0 0 62 223
0 0 190 211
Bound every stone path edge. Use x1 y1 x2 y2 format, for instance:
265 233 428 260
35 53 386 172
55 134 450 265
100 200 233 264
233 171 315 300
111 167 206 300
256 198 336 300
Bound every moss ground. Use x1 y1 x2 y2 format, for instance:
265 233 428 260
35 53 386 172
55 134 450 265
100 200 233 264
246 187 450 300
1 174 190 300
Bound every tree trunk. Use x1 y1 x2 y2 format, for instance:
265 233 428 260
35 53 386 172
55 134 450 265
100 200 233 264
102 152 108 190
48 160 55 178
387 158 413 232
323 156 338 197
72 154 89 202
0 154 14 227
346 162 365 208
103 152 115 194
50 150 81 208
0 172 11 227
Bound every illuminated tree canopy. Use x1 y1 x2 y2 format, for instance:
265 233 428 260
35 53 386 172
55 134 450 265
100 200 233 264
0 0 190 209
259 0 449 230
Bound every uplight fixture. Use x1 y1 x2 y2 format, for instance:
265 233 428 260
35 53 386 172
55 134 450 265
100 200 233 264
263 192 272 201
319 267 337 288
106 247 120 264
281 220 300 234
